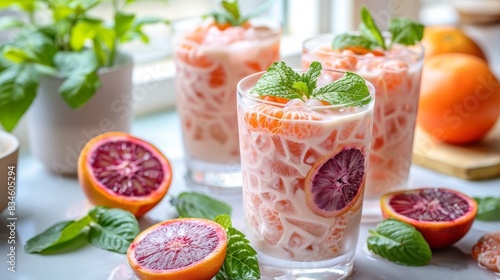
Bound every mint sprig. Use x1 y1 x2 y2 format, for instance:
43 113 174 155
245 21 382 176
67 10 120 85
332 6 424 51
251 61 371 107
215 214 260 280
367 218 432 266
208 0 272 27
25 207 139 254
474 197 500 221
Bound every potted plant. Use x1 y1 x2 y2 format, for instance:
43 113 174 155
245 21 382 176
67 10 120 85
0 0 168 175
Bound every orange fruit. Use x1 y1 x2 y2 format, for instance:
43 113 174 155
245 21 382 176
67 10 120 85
421 26 487 60
305 146 366 217
380 187 477 249
418 53 500 144
78 132 172 217
127 218 227 280
472 231 500 272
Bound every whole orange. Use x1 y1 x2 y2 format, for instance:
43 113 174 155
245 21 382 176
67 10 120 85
418 53 500 144
422 26 487 61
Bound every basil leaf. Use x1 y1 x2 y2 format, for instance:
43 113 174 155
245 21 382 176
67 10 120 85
115 12 135 42
215 213 233 229
11 28 57 66
389 17 424 46
474 197 500 221
215 215 260 280
170 192 232 220
359 6 386 50
367 218 432 266
25 221 75 253
332 33 374 50
250 61 303 100
312 71 371 106
87 207 140 254
0 63 38 132
70 18 102 51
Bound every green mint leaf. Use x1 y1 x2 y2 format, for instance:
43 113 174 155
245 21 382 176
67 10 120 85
293 81 309 97
250 61 303 100
0 63 38 132
87 207 140 254
0 17 25 31
170 192 232 220
359 6 386 50
389 17 424 46
3 46 36 64
312 71 371 106
216 226 260 280
54 50 98 75
215 214 233 229
221 0 241 22
332 33 374 50
115 12 136 42
11 28 57 66
59 71 101 109
367 218 432 266
474 197 500 221
25 221 75 253
300 61 322 97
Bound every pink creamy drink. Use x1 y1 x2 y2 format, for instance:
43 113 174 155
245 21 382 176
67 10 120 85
173 18 280 189
302 34 424 204
237 70 374 277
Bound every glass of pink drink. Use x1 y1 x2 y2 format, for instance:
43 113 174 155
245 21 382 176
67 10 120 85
237 69 375 279
173 18 281 192
302 34 424 220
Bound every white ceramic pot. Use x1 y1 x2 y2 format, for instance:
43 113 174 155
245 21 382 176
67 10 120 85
27 54 134 175
0 131 19 213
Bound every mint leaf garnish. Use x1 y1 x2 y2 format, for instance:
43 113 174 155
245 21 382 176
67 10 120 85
367 218 432 266
389 17 424 46
251 61 303 100
311 71 371 106
215 214 260 280
209 0 271 27
474 197 500 221
332 6 424 51
332 34 374 50
359 6 386 50
251 61 371 107
170 192 232 220
24 207 139 254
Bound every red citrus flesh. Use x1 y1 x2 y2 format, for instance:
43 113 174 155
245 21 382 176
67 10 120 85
78 132 172 217
305 146 366 217
381 188 477 249
472 231 500 273
127 218 227 280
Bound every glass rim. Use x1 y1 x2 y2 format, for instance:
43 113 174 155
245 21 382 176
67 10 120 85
237 68 375 110
302 32 425 59
171 16 282 38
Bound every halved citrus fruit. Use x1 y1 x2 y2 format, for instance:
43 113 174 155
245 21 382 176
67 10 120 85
380 188 477 249
472 231 500 272
127 218 227 280
78 132 172 217
305 146 366 217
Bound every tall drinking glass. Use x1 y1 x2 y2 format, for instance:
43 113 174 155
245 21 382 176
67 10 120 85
237 69 375 279
303 34 424 220
173 18 281 192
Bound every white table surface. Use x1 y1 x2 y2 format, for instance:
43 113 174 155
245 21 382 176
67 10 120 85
1 110 499 280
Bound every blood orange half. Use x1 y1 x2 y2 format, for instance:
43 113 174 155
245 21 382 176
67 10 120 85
381 187 477 249
127 218 227 280
78 132 172 217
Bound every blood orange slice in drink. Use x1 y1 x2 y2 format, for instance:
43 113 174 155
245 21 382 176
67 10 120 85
380 188 477 249
127 218 227 280
305 146 366 217
472 231 500 272
78 132 172 217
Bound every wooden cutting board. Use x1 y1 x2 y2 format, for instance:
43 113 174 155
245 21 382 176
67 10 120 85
412 121 500 180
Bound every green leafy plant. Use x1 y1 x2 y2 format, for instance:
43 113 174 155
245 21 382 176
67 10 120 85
474 196 500 221
0 0 168 132
25 206 140 254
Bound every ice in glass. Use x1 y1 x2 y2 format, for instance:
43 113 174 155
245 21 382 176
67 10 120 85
173 17 281 191
237 63 375 278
